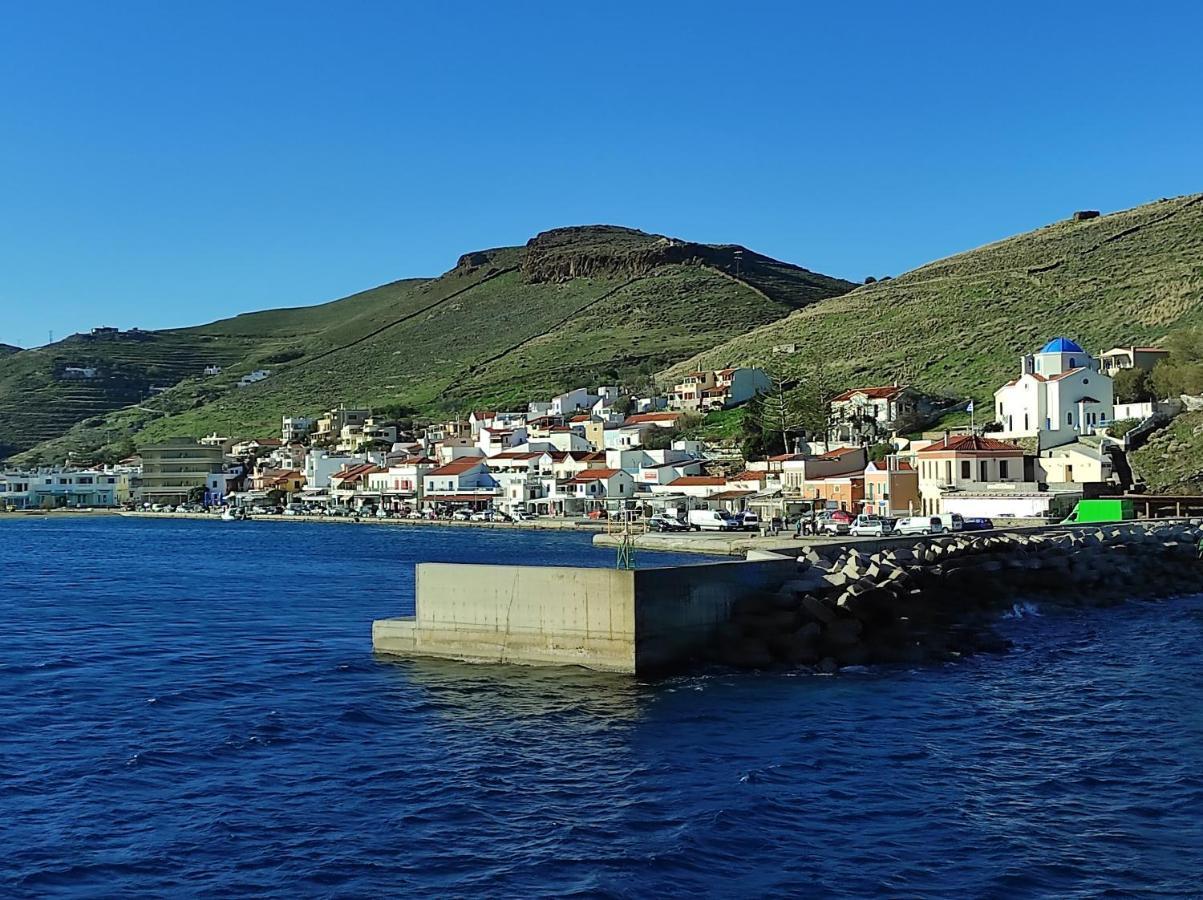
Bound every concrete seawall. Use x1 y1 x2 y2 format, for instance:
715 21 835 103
121 510 604 532
373 558 796 675
374 520 1203 675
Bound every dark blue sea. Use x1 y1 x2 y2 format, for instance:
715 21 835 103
2 516 1202 897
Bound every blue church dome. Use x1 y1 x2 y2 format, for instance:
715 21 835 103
1041 337 1084 353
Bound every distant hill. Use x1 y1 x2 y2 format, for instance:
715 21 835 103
2 226 853 462
668 194 1203 405
0 344 19 356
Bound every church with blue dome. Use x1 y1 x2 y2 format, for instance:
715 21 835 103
993 337 1114 445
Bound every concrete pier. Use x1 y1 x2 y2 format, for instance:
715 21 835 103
373 558 796 674
374 520 1203 675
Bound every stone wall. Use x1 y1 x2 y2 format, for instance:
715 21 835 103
713 521 1203 672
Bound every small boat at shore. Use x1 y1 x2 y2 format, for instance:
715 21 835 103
221 508 247 522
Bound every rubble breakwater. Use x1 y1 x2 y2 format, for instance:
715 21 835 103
715 522 1203 672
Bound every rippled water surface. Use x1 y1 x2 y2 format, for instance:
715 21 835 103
2 516 1202 897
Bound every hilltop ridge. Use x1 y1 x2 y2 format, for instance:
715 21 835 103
1 225 853 462
669 193 1203 402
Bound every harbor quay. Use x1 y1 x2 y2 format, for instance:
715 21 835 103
373 520 1203 676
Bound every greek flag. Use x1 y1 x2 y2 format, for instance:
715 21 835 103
966 400 974 413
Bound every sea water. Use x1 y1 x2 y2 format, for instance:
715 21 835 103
2 516 1201 896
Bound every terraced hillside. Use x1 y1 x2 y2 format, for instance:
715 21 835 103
5 226 853 463
0 278 432 460
669 194 1203 406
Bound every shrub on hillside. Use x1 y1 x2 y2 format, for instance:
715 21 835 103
1107 418 1141 440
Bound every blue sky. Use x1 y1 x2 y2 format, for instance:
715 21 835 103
1 1 1200 348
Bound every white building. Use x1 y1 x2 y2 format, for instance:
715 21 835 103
550 388 598 416
477 425 528 456
237 369 271 388
993 337 1114 447
915 434 1030 516
304 451 367 491
365 457 437 511
1 469 131 508
282 416 315 442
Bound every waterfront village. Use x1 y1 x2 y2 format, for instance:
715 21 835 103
0 338 1177 528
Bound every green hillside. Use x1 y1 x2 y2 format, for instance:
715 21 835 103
668 194 1203 406
1128 411 1203 494
4 226 853 463
0 279 431 459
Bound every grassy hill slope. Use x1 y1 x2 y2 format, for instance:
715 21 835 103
6 226 853 463
0 278 433 459
1129 411 1203 494
668 194 1203 406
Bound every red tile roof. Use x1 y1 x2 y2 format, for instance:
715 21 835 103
566 468 623 483
624 412 682 425
426 457 486 476
817 446 866 461
331 463 383 483
730 470 768 481
1047 367 1086 382
917 435 1024 455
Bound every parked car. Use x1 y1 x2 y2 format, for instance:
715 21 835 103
895 515 945 535
687 509 738 532
452 509 473 521
648 514 689 532
815 510 853 535
510 510 536 522
849 514 894 537
961 516 994 531
735 511 760 532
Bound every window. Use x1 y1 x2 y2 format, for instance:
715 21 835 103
1000 460 1009 479
980 460 988 481
1067 412 1073 425
961 460 971 479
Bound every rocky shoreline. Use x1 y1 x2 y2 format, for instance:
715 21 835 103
713 522 1203 672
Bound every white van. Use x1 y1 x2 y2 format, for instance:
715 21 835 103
895 515 944 536
937 513 964 532
687 509 738 532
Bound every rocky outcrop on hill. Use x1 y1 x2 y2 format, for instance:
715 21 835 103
714 523 1203 672
518 225 855 308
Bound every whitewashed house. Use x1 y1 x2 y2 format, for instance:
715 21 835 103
550 388 598 416
237 370 271 388
420 457 498 511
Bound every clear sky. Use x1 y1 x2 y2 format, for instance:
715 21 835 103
1 1 1200 349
